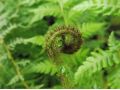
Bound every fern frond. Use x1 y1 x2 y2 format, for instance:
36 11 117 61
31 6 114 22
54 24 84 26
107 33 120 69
29 3 60 24
0 2 9 29
20 0 43 6
25 36 44 46
8 38 28 49
108 32 120 50
74 32 120 86
68 0 120 23
75 49 120 86
8 36 44 49
7 75 23 86
108 66 120 88
24 60 58 75
79 22 106 39
70 0 120 16
0 24 17 38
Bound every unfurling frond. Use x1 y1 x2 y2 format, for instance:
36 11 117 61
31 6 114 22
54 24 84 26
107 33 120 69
45 25 83 59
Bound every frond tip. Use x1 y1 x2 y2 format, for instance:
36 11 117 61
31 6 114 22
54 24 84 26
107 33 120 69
45 25 83 59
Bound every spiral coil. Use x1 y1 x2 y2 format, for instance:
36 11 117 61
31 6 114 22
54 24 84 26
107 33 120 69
45 25 83 58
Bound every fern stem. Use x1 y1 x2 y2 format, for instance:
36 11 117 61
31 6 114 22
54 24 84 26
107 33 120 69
2 41 29 89
103 70 108 89
59 74 70 88
58 67 73 88
59 66 74 88
58 1 67 25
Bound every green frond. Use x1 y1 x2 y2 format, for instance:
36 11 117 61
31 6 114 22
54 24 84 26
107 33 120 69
29 3 60 24
20 0 43 6
74 32 120 86
0 24 17 38
68 0 120 24
8 36 44 49
25 36 44 46
0 2 9 29
108 66 120 88
75 48 120 86
79 22 106 39
70 0 120 16
24 60 58 75
108 32 120 50
7 75 23 86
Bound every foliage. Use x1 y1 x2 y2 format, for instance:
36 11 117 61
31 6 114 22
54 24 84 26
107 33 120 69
0 0 120 89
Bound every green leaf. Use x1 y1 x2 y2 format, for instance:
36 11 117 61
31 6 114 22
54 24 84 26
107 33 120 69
29 3 60 24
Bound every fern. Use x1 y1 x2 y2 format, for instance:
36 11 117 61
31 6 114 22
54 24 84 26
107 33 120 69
7 75 23 86
70 0 120 16
29 3 60 24
23 60 58 75
79 22 106 39
0 24 17 38
0 0 120 89
68 0 120 24
108 66 120 88
74 32 120 86
8 36 44 49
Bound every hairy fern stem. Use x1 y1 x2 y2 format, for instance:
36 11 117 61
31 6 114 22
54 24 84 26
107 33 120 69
45 25 82 88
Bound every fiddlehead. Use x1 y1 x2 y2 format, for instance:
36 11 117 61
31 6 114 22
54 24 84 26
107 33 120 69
45 25 83 59
45 25 83 88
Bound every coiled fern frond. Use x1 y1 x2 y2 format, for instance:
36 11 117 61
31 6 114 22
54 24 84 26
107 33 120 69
45 25 83 59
